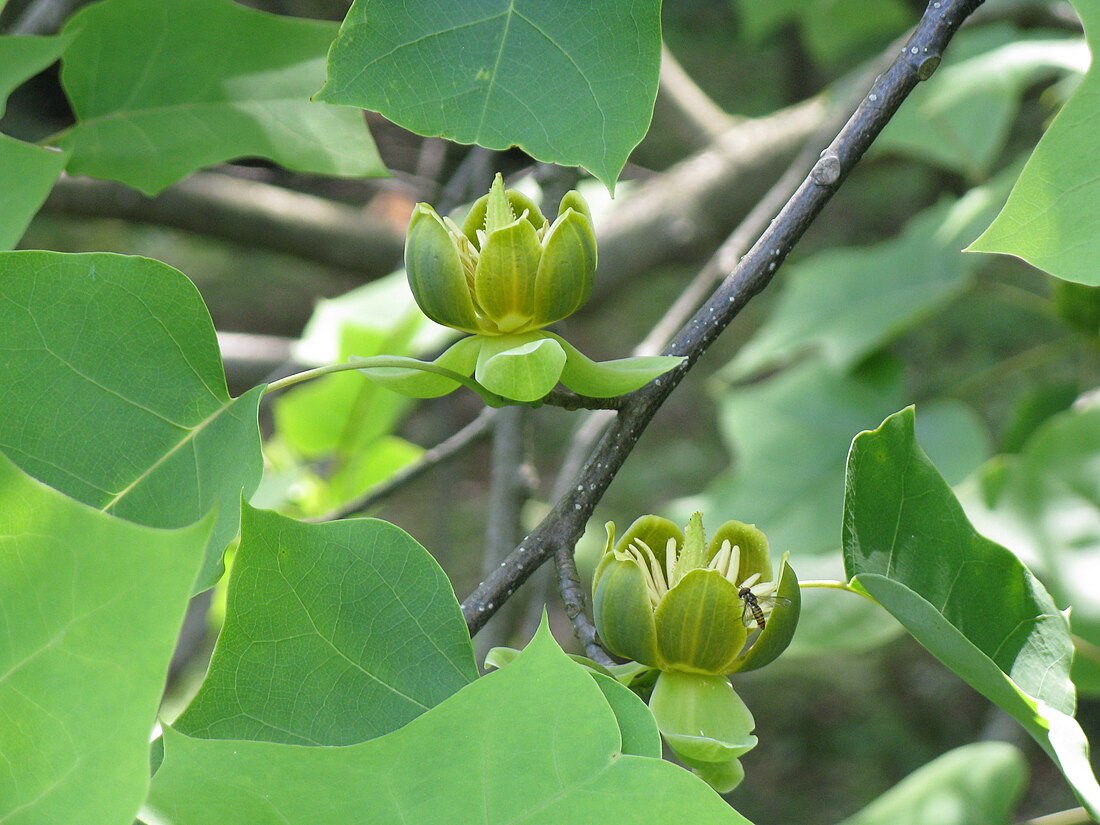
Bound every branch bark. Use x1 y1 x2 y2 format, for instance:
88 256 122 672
462 0 986 635
43 172 407 276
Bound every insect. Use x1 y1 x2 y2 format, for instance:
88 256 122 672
738 587 792 630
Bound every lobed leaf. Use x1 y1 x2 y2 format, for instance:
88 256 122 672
147 622 752 824
968 0 1100 284
174 506 477 745
843 407 1100 817
0 251 263 591
0 454 209 824
59 0 383 195
317 0 661 192
0 136 68 249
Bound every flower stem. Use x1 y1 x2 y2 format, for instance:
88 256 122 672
798 579 879 604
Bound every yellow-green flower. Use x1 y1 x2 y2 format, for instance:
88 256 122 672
592 512 799 675
405 173 596 335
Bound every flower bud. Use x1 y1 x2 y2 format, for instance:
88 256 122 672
405 173 596 335
592 513 800 676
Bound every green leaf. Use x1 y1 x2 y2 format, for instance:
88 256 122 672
875 26 1086 179
58 0 383 195
550 332 684 397
960 407 1100 696
968 0 1100 284
0 251 263 591
843 407 1100 817
475 333 567 403
147 622 752 824
0 33 71 118
835 743 1028 825
687 357 990 557
317 0 661 192
588 673 663 759
724 173 1014 379
175 506 476 745
0 453 210 825
0 135 68 249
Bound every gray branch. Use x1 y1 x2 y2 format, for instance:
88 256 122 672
462 0 986 636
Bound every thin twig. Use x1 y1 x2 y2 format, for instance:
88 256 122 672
540 389 627 411
554 543 616 665
474 407 537 661
305 408 496 522
462 0 987 635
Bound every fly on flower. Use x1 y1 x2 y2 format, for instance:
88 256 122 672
737 581 792 630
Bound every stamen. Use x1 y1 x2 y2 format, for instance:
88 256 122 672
740 572 761 589
709 542 731 577
727 544 742 585
632 538 668 599
665 537 678 587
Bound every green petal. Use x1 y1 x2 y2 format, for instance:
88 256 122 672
654 570 748 675
358 335 482 398
649 671 758 766
615 515 684 577
729 556 801 674
687 757 746 794
474 218 543 333
474 333 566 403
592 557 662 668
404 204 482 333
557 189 592 222
549 333 685 398
461 186 546 245
532 208 596 326
709 519 771 581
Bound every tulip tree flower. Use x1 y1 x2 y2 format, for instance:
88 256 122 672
592 512 800 792
356 173 684 405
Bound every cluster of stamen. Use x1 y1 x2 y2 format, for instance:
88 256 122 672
618 536 778 626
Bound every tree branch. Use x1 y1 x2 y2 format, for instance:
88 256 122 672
462 0 986 635
43 172 407 276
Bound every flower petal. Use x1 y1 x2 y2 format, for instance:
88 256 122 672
532 207 596 327
461 184 546 246
474 217 542 333
404 204 483 333
709 519 771 583
474 333 566 403
654 569 748 675
592 556 662 668
548 333 684 398
728 556 801 674
356 335 482 398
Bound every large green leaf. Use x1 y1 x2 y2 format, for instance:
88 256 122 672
843 407 1100 817
875 26 1086 179
147 622 750 824
0 33 71 118
58 0 383 195
0 453 210 825
968 0 1100 284
960 407 1100 695
0 135 68 249
835 743 1027 825
724 173 1013 380
686 357 990 557
0 251 263 591
174 506 477 744
318 0 661 191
